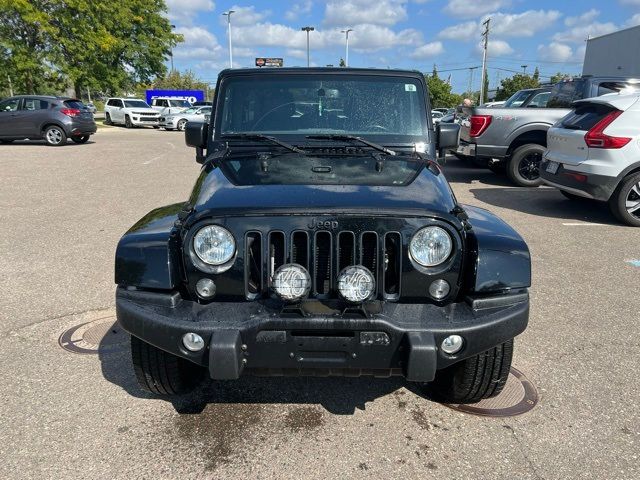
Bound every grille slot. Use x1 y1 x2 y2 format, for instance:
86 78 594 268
337 231 356 272
268 231 286 284
291 231 309 269
383 232 402 300
245 232 263 299
313 231 332 296
360 232 379 284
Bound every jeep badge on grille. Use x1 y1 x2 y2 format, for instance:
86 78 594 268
308 219 338 230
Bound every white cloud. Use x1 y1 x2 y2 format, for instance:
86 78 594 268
553 21 618 44
348 25 422 52
565 9 600 27
439 10 561 41
285 1 313 21
620 0 640 5
173 26 223 61
537 42 574 62
443 0 511 19
410 41 444 59
286 49 308 59
166 0 215 25
625 13 640 27
219 5 271 26
324 0 408 27
474 39 513 57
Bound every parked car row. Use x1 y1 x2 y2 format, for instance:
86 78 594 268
103 97 211 131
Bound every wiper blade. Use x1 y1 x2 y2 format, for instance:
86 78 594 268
306 134 397 156
222 133 307 154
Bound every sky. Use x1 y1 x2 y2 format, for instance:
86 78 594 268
166 0 640 93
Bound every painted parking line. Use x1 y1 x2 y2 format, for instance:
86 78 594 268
562 222 610 226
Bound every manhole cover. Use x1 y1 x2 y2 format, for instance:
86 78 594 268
58 316 128 354
445 367 538 417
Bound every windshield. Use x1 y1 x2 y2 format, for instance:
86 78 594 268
220 155 422 186
503 90 535 108
169 99 190 107
216 74 428 140
183 107 198 114
124 100 151 108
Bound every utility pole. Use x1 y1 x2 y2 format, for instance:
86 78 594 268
521 65 528 74
301 26 315 67
479 18 490 105
467 66 479 98
170 24 176 71
341 29 353 67
7 75 13 97
223 11 235 68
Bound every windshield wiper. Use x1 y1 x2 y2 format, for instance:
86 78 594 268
306 134 397 156
222 133 307 154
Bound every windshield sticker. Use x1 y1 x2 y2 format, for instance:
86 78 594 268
405 84 417 92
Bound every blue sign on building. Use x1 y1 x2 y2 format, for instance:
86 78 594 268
145 89 205 105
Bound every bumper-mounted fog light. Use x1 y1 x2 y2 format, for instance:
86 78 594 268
338 265 376 303
182 332 205 352
441 334 464 355
196 278 216 299
429 279 450 300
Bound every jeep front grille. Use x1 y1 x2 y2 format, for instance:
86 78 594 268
243 228 402 301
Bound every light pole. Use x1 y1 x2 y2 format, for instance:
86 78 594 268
170 24 176 72
223 10 235 68
301 26 315 67
341 29 353 67
521 65 528 74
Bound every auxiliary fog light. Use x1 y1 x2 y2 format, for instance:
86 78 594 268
441 335 464 355
196 278 216 299
429 279 450 300
182 332 205 352
273 264 311 301
338 266 376 303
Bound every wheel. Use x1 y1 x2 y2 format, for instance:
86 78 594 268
177 119 187 131
104 113 112 125
44 125 67 146
124 115 132 128
71 135 90 144
428 339 513 403
130 336 205 395
609 172 640 227
0 139 14 144
560 190 590 202
506 144 546 187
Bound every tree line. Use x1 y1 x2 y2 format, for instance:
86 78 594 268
0 0 181 98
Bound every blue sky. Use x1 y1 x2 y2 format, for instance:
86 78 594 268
166 0 640 93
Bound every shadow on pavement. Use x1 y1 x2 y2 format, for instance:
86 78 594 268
469 186 619 225
98 326 408 415
440 156 512 187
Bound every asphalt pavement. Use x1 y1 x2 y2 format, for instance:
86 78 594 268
0 128 638 479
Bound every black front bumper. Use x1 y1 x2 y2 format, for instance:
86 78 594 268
116 288 529 383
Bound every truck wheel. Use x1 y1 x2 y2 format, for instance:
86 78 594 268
507 144 545 187
429 339 513 404
609 172 640 227
124 115 132 128
130 335 205 395
44 125 67 146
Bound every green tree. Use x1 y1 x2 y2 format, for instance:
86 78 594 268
425 74 463 108
495 74 541 101
153 70 209 91
550 72 572 84
339 58 346 67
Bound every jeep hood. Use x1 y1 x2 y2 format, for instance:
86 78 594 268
188 158 457 217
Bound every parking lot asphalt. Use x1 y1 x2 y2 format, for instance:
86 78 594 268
0 128 638 480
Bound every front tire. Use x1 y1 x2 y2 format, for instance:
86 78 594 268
177 119 187 131
507 144 546 187
124 115 132 128
71 135 90 144
44 125 67 146
104 113 112 125
131 336 205 395
609 172 640 227
429 339 513 403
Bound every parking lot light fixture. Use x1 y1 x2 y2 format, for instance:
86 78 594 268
301 26 315 67
341 29 353 67
223 10 235 68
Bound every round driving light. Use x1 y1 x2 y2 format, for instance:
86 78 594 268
193 225 236 265
196 278 216 298
273 264 311 301
429 279 450 300
338 266 376 303
410 226 453 267
182 332 205 352
441 335 464 355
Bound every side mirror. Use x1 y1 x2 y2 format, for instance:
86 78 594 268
436 122 460 159
185 121 209 164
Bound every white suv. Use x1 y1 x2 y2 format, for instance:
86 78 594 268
104 98 160 128
150 97 191 117
541 93 640 226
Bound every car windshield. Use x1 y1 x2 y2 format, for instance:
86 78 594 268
216 74 428 140
169 99 190 107
183 107 199 114
219 154 423 186
503 90 535 108
124 100 151 108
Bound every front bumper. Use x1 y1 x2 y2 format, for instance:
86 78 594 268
116 288 529 382
131 117 160 126
159 117 177 128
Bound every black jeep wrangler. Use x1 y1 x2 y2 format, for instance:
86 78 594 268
115 68 530 404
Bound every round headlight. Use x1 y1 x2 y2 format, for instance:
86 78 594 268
273 264 311 301
338 266 376 303
192 225 236 265
410 226 452 267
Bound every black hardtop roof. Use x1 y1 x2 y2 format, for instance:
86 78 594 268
218 67 424 79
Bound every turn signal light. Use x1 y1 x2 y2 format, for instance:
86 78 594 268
584 110 631 149
469 115 492 137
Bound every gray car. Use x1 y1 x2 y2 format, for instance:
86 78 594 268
0 95 97 146
159 106 212 131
